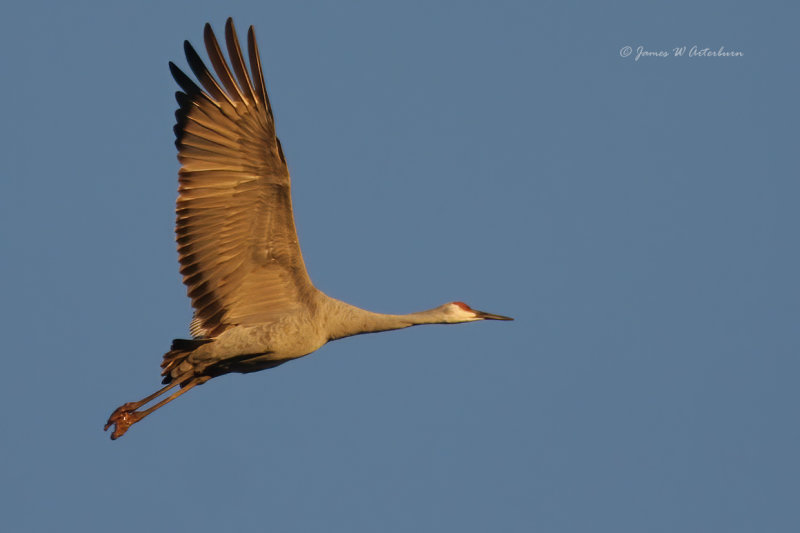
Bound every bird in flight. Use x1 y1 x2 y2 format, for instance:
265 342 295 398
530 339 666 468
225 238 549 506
105 19 512 440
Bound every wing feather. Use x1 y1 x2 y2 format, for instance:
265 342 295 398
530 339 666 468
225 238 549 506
172 18 315 338
224 21 258 108
204 23 246 104
247 26 272 115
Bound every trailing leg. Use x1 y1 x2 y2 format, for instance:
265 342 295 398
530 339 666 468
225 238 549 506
104 371 209 440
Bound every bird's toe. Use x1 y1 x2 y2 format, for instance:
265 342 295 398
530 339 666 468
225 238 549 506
104 404 142 439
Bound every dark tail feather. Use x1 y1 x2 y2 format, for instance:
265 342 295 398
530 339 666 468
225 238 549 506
160 338 213 384
170 338 212 351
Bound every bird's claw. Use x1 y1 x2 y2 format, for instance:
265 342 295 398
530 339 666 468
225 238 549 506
104 403 143 440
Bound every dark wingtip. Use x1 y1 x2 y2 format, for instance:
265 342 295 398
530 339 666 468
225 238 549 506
170 61 201 95
168 60 183 80
203 23 216 47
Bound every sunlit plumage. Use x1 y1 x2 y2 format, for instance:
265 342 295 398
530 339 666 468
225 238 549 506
105 19 512 440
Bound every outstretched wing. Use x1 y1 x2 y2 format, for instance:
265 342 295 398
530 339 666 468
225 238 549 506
171 18 315 338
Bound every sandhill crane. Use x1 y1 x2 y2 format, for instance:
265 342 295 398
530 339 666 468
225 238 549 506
104 18 512 440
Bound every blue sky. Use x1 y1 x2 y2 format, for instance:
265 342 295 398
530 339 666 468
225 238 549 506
1 1 798 531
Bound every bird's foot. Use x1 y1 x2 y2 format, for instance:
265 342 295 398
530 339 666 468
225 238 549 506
104 403 144 440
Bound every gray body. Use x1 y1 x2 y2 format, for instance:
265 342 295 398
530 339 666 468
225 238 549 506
178 294 480 377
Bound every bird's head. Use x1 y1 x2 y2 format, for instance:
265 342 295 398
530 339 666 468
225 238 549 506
440 301 514 323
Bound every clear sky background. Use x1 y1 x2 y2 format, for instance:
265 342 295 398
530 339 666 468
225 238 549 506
1 1 798 531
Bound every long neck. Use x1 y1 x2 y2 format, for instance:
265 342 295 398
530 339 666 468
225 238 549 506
323 298 446 341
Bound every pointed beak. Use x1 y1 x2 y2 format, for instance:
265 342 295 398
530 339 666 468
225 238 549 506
475 309 514 321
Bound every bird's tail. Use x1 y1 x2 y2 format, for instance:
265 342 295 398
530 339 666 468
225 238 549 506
160 338 213 384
